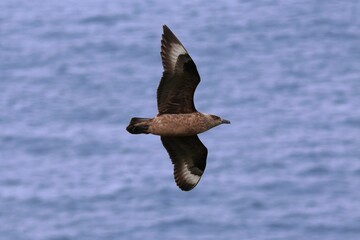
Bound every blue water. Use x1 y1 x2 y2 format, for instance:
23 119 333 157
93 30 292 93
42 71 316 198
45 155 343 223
1 0 360 239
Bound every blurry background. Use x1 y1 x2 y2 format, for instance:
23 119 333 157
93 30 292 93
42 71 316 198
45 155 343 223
1 0 360 239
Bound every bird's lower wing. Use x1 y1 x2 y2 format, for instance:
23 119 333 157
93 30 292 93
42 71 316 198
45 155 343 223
161 135 208 191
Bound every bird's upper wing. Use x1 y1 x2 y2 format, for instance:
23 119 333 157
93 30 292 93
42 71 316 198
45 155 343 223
161 135 207 191
157 25 201 114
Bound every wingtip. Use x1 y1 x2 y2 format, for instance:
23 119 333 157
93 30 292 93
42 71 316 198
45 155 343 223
163 25 169 34
160 24 189 73
162 25 173 36
162 25 178 39
176 179 200 191
178 184 197 191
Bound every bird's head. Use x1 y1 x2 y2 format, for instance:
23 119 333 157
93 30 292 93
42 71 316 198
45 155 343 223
208 114 231 126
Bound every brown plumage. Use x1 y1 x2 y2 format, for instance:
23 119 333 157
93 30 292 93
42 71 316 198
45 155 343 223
126 25 230 191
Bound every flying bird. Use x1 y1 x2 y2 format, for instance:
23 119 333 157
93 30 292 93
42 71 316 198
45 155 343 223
126 25 230 191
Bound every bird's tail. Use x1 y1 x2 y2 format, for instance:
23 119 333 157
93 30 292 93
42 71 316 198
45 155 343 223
126 117 152 134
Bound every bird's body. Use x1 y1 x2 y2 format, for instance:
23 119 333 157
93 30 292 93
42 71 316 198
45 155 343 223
126 25 230 191
129 112 224 136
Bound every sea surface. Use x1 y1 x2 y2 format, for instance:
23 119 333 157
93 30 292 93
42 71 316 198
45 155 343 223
1 0 360 239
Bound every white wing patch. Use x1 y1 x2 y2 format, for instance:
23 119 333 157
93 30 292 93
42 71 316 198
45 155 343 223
178 162 201 185
169 43 187 71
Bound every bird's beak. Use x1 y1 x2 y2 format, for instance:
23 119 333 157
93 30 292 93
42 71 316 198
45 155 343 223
221 119 231 124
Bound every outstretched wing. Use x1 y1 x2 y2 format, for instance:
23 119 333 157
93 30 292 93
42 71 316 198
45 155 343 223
157 25 201 114
161 135 208 191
